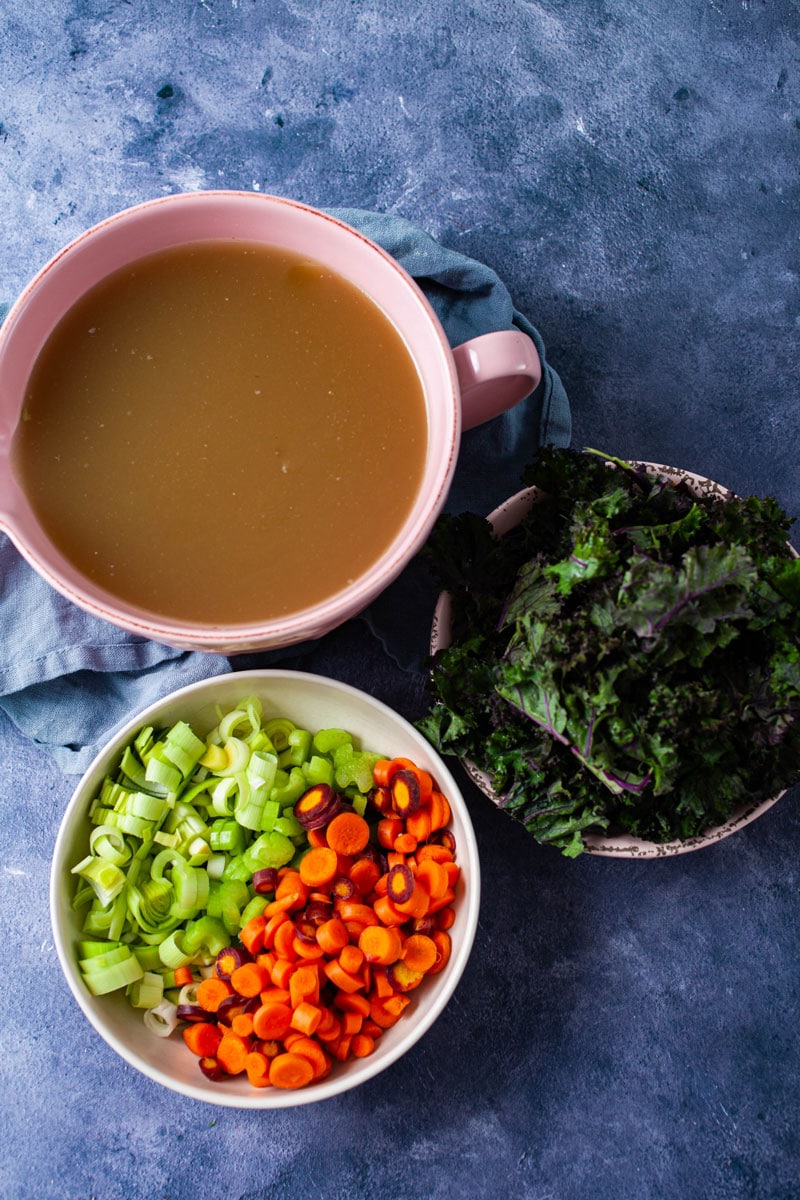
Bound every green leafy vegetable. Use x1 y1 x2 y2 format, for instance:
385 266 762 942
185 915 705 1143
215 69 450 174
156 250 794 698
418 448 800 854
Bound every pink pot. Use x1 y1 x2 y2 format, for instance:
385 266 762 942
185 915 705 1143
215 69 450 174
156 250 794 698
0 192 540 653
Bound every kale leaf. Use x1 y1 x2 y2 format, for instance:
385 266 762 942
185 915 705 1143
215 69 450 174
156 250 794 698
418 448 800 854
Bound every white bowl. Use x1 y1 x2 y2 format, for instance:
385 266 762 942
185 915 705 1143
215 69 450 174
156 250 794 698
50 669 480 1107
431 462 794 858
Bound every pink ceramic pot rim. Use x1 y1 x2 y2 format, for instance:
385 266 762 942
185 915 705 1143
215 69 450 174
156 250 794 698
0 191 461 649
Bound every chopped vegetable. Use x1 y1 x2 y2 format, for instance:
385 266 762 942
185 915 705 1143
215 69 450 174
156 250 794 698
419 447 800 854
68 698 462 1090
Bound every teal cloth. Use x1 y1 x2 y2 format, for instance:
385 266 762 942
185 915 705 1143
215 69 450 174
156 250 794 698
0 209 570 774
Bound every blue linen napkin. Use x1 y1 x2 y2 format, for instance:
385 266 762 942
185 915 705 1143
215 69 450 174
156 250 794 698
0 208 570 774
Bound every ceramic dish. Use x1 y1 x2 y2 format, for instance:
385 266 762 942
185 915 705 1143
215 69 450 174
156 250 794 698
50 670 480 1107
430 462 795 859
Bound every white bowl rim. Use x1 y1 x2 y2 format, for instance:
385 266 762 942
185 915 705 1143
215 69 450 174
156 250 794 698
430 460 795 859
50 668 481 1107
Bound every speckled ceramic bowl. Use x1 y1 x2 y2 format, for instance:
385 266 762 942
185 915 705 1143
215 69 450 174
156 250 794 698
51 670 480 1107
430 462 795 858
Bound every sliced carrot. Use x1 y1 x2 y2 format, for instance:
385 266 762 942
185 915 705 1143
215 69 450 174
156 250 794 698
400 933 438 974
244 1050 272 1088
332 1035 353 1062
325 811 370 856
361 1019 384 1040
372 759 393 788
290 1001 323 1036
405 807 432 844
252 1001 293 1041
263 910 290 948
436 906 456 931
173 965 194 988
333 990 371 1017
377 817 402 849
287 1035 331 1079
289 963 320 1009
334 900 379 928
216 1032 252 1075
293 936 325 961
196 976 234 1013
231 1012 255 1038
371 967 396 999
269 1051 315 1089
298 846 339 889
239 913 268 955
349 857 381 896
417 843 453 864
372 895 407 927
351 1033 376 1058
429 790 451 831
394 882 430 919
368 999 401 1029
358 924 403 966
323 958 364 994
393 831 418 855
182 1021 222 1058
275 870 308 902
369 784 394 814
338 943 365 976
256 951 277 974
264 892 302 917
230 961 271 998
383 993 412 1018
316 917 349 956
258 985 291 1006
340 1010 363 1036
427 930 452 975
306 826 329 849
315 1014 342 1043
415 858 449 900
273 918 300 961
428 887 456 915
270 957 296 990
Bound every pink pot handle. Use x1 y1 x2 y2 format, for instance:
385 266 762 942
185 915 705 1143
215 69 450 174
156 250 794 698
453 329 542 432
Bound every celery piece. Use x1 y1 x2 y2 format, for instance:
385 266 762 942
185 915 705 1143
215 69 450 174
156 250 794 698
182 915 229 958
312 728 353 754
243 830 294 872
270 766 306 807
259 799 280 832
333 743 383 794
278 728 313 769
302 755 335 787
273 813 304 840
240 895 269 926
209 819 247 855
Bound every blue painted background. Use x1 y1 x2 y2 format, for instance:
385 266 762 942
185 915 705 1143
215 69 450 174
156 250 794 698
1 2 798 1198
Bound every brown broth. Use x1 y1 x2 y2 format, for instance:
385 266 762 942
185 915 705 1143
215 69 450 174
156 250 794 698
13 241 427 624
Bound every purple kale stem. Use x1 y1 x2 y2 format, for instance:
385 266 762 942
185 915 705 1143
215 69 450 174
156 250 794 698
506 685 570 745
583 711 596 760
653 566 744 633
570 555 588 568
601 769 652 793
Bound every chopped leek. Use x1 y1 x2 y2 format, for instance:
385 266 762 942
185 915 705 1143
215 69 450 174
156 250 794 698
67 694 389 1037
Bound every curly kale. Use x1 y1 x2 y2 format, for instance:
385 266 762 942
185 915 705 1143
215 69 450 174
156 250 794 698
418 447 800 855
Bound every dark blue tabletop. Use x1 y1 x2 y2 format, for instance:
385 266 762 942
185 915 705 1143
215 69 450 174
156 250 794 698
1 3 799 1198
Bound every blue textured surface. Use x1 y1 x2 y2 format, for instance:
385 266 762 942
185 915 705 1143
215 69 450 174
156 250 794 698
1 3 799 1198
